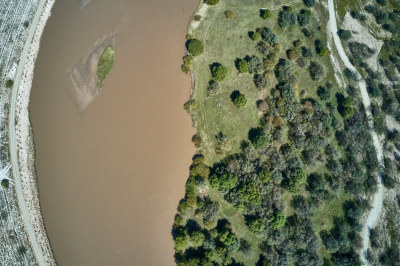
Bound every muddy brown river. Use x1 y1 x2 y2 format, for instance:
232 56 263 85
30 0 197 265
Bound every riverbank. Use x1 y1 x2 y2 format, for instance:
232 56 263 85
9 0 57 264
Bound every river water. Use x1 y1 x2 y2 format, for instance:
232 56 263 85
29 0 196 265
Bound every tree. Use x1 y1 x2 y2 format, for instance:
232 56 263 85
237 59 249 73
205 0 219 5
285 168 307 192
317 86 331 101
237 180 262 205
376 0 386 5
174 232 188 251
278 10 297 27
210 173 238 191
231 90 247 108
309 61 324 81
287 49 297 60
270 210 286 230
247 55 263 74
5 79 13 88
225 10 235 18
247 218 265 233
254 74 269 89
261 9 272 19
274 58 294 82
302 46 313 58
298 9 311 26
248 127 269 148
261 28 278 45
187 39 204 56
1 179 9 189
337 29 352 41
303 0 316 7
194 15 202 21
190 230 205 247
211 63 228 81
250 31 261 41
207 80 220 94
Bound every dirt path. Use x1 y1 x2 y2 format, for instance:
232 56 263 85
328 0 384 263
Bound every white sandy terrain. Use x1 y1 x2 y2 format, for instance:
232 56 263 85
328 0 384 264
341 13 383 72
9 0 56 265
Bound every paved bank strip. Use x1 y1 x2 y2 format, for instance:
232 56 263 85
327 0 384 264
8 0 56 265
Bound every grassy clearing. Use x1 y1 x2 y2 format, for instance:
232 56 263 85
97 46 115 90
190 0 342 165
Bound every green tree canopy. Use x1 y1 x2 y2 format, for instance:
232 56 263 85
211 63 228 81
187 39 204 56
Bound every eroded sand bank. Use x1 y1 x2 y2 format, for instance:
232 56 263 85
68 33 116 113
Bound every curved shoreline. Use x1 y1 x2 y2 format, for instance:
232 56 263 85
327 0 384 263
8 0 56 265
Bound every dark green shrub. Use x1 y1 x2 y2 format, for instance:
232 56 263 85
248 127 269 148
207 80 220 94
302 46 314 57
261 27 277 45
205 0 219 5
269 210 286 230
376 0 386 6
231 90 247 108
237 59 249 73
309 61 324 81
211 63 228 81
278 10 297 27
187 39 204 56
260 9 272 19
5 79 13 88
247 218 265 233
298 9 311 26
303 0 316 7
194 15 202 21
1 179 9 189
337 29 352 41
317 86 331 101
247 55 263 74
225 10 236 19
254 74 268 89
250 31 261 41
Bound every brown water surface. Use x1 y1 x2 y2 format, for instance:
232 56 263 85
30 0 197 265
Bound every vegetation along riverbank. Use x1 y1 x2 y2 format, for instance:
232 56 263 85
172 0 400 264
